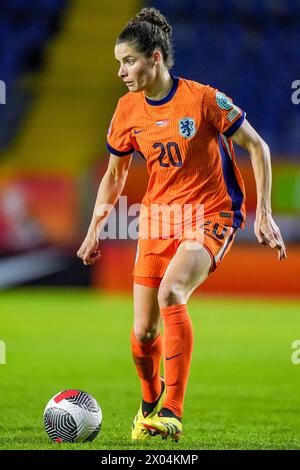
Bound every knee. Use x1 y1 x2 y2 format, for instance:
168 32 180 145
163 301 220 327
158 282 185 308
133 323 160 343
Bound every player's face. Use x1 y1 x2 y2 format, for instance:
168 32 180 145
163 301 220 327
114 42 155 92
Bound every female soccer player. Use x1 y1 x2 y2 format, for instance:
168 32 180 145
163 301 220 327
77 7 287 442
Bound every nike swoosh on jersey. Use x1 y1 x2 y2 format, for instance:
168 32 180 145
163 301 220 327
133 129 144 134
165 353 183 361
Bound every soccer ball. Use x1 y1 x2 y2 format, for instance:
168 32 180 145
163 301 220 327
43 389 102 443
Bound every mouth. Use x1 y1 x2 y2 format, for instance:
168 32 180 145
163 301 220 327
124 81 134 86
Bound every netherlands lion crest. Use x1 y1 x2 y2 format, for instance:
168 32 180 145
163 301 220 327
179 117 196 139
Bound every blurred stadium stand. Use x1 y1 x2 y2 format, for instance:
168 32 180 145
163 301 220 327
0 0 298 294
0 0 138 287
0 0 138 171
0 0 68 150
148 0 300 155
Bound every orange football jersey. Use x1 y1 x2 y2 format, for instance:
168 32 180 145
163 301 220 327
107 76 246 231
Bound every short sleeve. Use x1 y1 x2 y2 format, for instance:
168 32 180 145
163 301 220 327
203 86 246 137
106 99 134 157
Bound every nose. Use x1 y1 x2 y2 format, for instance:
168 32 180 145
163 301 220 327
118 64 127 78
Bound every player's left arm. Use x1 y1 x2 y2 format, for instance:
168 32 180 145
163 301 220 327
231 119 287 260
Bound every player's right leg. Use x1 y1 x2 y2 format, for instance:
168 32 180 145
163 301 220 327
131 281 165 441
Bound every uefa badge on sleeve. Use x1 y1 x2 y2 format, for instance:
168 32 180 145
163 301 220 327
179 117 196 139
215 91 233 110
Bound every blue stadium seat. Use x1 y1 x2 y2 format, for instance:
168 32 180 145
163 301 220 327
148 0 298 154
0 0 68 149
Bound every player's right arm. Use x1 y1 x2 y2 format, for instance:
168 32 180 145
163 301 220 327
77 153 132 266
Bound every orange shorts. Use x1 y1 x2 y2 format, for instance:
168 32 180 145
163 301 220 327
133 216 238 288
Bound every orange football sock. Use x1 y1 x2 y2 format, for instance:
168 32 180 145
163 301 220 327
160 304 194 418
130 329 162 403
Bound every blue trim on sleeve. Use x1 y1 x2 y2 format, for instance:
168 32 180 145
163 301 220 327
223 111 246 137
106 141 134 157
145 75 179 106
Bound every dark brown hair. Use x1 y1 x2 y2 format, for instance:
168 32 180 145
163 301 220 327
116 7 174 69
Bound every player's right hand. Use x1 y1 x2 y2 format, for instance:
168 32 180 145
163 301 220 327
77 235 101 266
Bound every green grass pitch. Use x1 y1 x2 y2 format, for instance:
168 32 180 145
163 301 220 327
0 288 300 450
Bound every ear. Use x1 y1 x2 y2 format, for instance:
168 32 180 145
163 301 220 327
152 49 163 66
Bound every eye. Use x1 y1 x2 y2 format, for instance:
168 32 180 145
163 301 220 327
126 59 135 65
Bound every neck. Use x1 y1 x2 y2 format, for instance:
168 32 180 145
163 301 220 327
144 70 173 101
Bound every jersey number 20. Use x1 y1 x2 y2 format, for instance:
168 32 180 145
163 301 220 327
153 142 183 168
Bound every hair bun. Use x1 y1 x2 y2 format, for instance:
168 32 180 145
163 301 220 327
134 7 172 37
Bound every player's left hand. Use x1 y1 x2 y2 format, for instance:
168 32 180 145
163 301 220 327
254 210 287 260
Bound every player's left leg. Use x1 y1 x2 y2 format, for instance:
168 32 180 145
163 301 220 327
143 240 212 440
